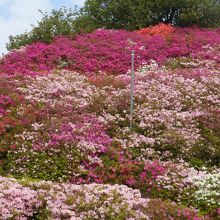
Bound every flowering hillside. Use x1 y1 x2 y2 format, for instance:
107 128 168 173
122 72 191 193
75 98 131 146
0 25 220 219
0 26 220 76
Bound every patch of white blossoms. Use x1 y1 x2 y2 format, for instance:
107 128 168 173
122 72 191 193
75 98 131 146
192 171 220 207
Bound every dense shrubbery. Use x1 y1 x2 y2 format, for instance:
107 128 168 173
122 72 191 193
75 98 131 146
1 176 209 219
0 25 220 219
1 26 220 76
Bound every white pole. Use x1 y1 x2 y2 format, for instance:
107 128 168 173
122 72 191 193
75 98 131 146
130 50 135 130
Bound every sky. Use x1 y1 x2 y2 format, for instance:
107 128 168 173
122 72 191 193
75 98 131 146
0 0 86 55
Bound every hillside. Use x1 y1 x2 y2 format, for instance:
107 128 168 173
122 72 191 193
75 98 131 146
0 24 220 219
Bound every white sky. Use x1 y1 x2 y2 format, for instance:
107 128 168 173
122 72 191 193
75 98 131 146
0 0 86 55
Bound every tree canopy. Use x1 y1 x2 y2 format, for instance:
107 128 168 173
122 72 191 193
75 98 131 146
77 0 220 30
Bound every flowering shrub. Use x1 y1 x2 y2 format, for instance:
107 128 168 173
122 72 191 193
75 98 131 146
6 113 112 181
0 60 219 216
0 27 220 76
0 176 41 219
0 25 220 219
192 172 220 212
86 147 166 192
0 95 14 137
0 95 13 117
136 23 175 38
0 176 207 220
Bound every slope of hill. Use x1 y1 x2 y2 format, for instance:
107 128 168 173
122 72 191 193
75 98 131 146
0 25 220 219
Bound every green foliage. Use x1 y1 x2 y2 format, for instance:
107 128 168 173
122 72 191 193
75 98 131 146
5 145 84 182
78 0 220 30
165 57 195 70
6 7 77 51
145 199 202 219
190 135 220 167
189 118 220 167
0 164 4 176
32 205 52 220
75 190 133 219
178 0 220 27
76 0 151 30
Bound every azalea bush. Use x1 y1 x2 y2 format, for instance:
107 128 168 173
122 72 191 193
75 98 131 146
1 26 220 76
136 23 175 38
1 176 208 220
0 25 220 219
192 172 220 212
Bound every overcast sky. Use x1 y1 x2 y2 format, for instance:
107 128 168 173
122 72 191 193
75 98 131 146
0 0 86 55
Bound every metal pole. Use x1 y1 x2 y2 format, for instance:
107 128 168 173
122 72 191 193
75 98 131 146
130 50 135 130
